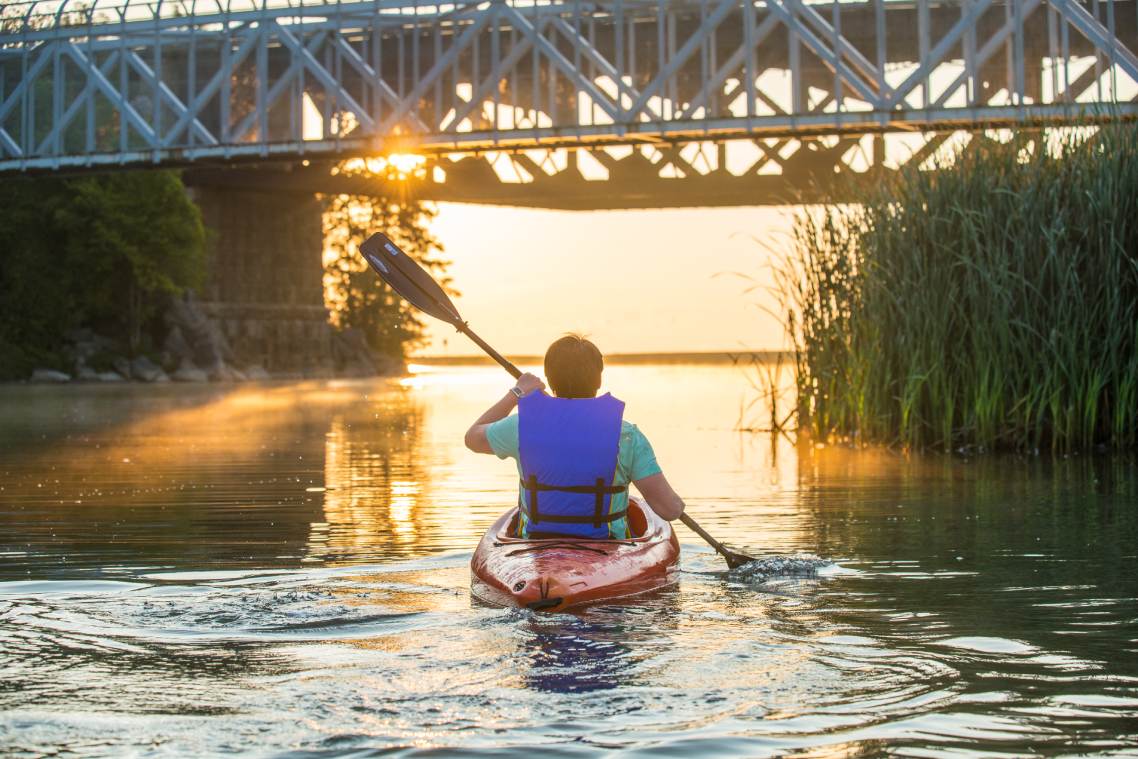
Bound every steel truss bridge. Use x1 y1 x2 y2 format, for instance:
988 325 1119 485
2 0 1137 207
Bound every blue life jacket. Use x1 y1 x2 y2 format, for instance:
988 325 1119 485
517 392 628 539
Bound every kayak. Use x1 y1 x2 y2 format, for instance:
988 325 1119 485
470 497 680 612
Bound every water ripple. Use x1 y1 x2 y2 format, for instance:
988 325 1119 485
3 371 1137 756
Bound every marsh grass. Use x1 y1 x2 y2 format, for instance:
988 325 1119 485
778 124 1138 453
734 352 796 435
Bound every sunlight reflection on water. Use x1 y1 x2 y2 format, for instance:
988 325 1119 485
1 361 1136 756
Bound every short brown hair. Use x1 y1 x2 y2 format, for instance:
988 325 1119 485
544 334 604 398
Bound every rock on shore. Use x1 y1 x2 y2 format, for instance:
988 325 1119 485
30 369 71 383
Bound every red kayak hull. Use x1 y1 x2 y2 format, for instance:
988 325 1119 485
470 498 681 612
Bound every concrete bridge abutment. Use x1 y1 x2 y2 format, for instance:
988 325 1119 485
187 185 339 377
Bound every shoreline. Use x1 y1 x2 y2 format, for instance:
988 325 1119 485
3 365 406 387
409 350 790 366
7 352 792 384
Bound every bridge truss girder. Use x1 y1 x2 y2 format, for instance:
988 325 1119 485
178 126 1095 209
2 0 1137 202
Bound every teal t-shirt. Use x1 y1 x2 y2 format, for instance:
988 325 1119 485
486 414 662 539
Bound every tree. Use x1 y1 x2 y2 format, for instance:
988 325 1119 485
322 162 450 360
0 171 206 378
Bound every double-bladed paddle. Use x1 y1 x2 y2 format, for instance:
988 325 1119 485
358 231 757 570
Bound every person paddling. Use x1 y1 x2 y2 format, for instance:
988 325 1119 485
465 334 686 539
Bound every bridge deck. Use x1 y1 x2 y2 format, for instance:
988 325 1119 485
2 0 1136 205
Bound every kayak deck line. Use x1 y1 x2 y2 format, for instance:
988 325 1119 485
503 542 613 557
494 539 639 548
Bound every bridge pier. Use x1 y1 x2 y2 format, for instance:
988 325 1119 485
189 186 338 377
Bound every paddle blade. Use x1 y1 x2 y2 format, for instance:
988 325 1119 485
722 549 759 570
359 232 463 326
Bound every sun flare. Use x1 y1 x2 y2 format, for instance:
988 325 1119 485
339 153 427 181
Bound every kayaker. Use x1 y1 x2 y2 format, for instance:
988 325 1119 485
465 334 686 539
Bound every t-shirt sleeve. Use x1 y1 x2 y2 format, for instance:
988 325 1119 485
626 423 663 481
485 414 520 460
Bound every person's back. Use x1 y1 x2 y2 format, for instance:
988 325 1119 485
464 335 685 539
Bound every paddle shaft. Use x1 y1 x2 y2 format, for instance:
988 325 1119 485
456 322 522 379
679 512 734 560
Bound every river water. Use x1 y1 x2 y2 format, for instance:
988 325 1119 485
1 360 1136 756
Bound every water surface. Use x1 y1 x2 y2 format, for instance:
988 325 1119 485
2 362 1136 756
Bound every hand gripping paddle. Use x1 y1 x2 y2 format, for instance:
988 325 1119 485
358 231 758 570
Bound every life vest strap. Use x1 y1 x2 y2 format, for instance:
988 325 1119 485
520 478 628 495
519 509 630 525
522 475 629 528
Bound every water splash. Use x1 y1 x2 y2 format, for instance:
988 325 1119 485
729 554 833 582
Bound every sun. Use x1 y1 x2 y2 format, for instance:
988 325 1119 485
388 153 427 175
336 153 427 181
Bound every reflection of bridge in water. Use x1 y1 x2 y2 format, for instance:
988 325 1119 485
3 0 1138 206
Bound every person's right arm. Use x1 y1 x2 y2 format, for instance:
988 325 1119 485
464 372 544 454
634 472 685 521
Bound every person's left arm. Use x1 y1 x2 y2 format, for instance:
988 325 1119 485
626 424 686 521
634 472 686 521
464 372 544 454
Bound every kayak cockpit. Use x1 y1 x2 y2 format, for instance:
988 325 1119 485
494 498 656 544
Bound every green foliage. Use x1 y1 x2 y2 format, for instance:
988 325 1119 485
322 175 449 360
779 123 1138 453
0 170 206 379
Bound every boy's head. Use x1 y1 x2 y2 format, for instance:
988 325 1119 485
544 334 604 398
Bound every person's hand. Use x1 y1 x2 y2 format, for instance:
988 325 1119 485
513 372 545 398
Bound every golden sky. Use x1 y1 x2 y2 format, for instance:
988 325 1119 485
417 202 794 357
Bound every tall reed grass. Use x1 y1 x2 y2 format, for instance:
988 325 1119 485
778 123 1138 453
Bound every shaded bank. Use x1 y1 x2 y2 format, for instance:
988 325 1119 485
779 123 1138 453
0 171 205 380
0 165 445 383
